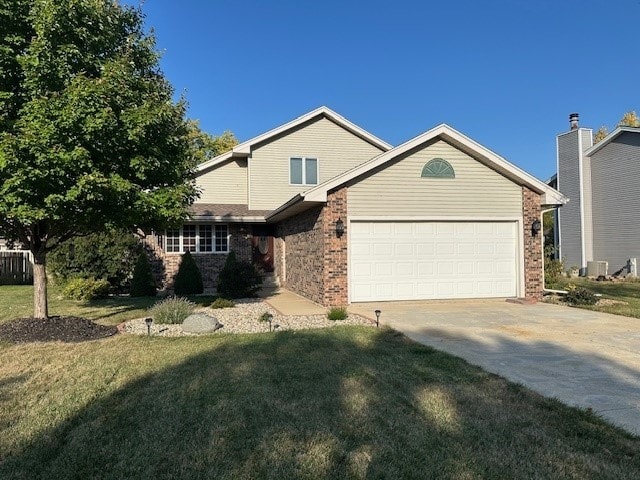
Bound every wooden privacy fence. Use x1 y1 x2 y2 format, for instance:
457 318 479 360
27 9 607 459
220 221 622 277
0 251 34 285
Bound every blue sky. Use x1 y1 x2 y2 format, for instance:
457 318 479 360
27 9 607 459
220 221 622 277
127 0 639 180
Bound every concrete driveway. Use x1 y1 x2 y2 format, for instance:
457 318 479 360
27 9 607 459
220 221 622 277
349 299 640 436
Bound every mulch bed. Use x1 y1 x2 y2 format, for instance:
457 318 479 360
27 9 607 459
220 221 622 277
0 316 118 343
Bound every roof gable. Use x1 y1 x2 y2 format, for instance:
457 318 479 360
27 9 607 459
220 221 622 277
301 124 567 206
196 106 391 174
585 126 640 156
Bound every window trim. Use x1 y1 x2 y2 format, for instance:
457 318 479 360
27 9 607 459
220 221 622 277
421 158 455 179
289 156 319 186
164 224 230 254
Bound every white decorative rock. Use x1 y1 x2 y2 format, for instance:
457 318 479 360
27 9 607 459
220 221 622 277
182 313 223 334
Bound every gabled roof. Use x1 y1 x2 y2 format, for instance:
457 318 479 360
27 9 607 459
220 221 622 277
196 106 392 173
267 123 567 222
584 126 640 156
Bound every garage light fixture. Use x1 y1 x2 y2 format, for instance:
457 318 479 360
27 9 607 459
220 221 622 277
335 218 345 238
531 219 542 236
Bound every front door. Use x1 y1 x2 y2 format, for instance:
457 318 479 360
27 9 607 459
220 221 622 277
251 226 274 272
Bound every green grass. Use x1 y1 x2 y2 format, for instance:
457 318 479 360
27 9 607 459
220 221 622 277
0 285 216 326
555 277 640 319
0 327 639 479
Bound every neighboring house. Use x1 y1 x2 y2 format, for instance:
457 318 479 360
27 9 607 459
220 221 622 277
145 106 566 305
555 113 640 274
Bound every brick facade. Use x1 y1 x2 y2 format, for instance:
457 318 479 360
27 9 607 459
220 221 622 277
321 186 348 306
275 206 325 304
275 186 349 307
142 224 252 291
522 186 543 300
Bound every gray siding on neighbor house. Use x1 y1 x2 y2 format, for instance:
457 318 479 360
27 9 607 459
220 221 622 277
348 139 523 217
590 132 640 270
557 129 586 269
196 158 248 204
248 117 385 210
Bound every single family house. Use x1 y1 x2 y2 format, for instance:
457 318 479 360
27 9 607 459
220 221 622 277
145 107 566 305
555 113 640 274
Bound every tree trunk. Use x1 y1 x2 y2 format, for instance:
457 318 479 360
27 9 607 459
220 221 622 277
32 250 48 319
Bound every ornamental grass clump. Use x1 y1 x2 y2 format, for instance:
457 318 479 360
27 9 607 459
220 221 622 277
327 306 348 321
149 296 195 324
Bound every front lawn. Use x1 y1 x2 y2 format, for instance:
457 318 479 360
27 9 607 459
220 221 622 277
554 277 640 319
0 285 216 326
0 326 638 478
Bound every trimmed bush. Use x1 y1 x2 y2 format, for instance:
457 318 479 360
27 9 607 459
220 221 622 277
210 298 235 309
149 296 195 324
62 278 111 300
565 287 597 306
327 306 348 321
216 251 262 299
173 251 204 295
130 252 157 297
49 228 140 292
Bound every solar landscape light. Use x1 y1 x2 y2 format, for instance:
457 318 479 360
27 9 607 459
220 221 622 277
144 317 153 336
374 309 381 328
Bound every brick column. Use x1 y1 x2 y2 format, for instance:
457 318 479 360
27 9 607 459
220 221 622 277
322 186 348 306
522 187 543 301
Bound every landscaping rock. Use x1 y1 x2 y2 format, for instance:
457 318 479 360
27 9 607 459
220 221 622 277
182 313 223 333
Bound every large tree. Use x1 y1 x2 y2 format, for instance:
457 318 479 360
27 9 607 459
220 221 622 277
0 0 197 318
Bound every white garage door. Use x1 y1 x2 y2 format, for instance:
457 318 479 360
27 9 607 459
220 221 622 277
350 221 518 302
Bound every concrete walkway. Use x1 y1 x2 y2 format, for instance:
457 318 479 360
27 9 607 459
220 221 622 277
259 288 326 315
349 299 640 436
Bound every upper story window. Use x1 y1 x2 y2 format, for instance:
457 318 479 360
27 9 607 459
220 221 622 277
421 158 455 178
290 157 318 185
165 224 229 254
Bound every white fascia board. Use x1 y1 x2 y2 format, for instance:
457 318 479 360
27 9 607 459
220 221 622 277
196 151 235 173
584 126 640 156
303 123 568 206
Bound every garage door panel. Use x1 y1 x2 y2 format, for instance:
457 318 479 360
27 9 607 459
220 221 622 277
373 243 392 255
416 243 435 256
395 243 414 256
350 221 518 302
352 262 372 277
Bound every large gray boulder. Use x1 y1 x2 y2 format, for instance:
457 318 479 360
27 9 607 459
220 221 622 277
182 313 223 334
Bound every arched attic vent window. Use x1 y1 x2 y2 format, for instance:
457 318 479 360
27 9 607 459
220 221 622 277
421 158 455 178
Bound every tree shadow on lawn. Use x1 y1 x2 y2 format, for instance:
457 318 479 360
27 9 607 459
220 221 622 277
1 328 639 480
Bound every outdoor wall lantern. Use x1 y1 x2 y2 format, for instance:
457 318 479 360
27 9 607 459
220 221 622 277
374 309 381 328
144 317 153 336
335 218 345 238
531 219 542 237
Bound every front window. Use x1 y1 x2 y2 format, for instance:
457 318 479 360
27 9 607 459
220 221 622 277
290 157 318 185
164 224 229 254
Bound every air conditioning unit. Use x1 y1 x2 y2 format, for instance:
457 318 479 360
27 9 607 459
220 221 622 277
586 261 608 277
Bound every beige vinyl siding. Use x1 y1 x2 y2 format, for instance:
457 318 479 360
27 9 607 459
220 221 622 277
557 130 584 269
196 159 247 204
590 132 640 270
249 117 384 210
348 139 522 217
